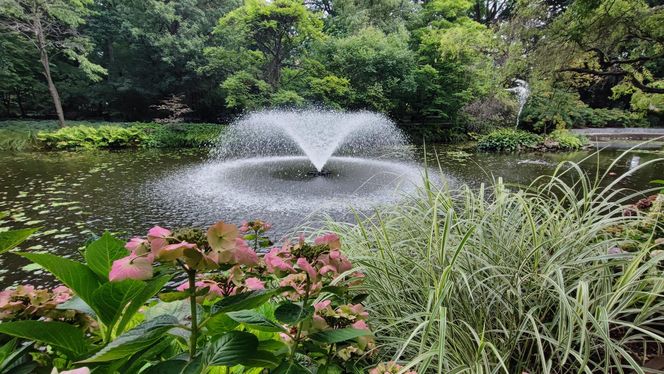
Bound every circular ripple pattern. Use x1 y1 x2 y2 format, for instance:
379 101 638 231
156 156 425 213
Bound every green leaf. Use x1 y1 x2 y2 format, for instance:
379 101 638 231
205 312 239 336
309 328 372 344
226 310 286 332
80 315 179 363
0 321 89 356
205 331 258 367
18 252 101 305
212 287 292 313
84 232 127 279
351 293 369 304
91 280 146 327
0 228 38 254
143 359 188 374
158 291 190 302
272 361 311 374
258 339 290 357
116 275 170 334
320 286 347 296
274 302 311 324
241 350 282 368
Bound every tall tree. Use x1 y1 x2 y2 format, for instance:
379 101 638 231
216 0 323 89
0 0 105 127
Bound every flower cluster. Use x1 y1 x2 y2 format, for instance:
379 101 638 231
0 284 80 322
109 221 258 281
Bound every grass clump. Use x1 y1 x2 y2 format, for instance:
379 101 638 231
329 153 664 373
544 129 588 150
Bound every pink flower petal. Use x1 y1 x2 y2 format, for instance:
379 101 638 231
109 255 153 281
245 277 265 290
234 239 259 266
157 242 196 261
147 226 171 239
296 257 317 281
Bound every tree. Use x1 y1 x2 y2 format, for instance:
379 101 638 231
0 0 106 127
215 0 323 89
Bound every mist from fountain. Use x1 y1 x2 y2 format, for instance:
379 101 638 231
506 79 530 129
212 109 408 171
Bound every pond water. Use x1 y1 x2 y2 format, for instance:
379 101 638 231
0 146 662 287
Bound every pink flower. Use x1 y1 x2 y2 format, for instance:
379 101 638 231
314 233 341 251
57 368 91 374
296 257 318 281
234 239 259 266
314 300 331 311
265 247 295 273
352 320 369 330
207 221 239 253
147 226 171 239
51 286 72 304
318 249 352 276
109 255 153 281
244 277 265 290
125 237 149 255
177 279 225 298
156 242 196 261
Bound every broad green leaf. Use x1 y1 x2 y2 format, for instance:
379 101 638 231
143 359 188 374
274 302 311 324
80 315 179 363
91 280 146 327
120 337 176 374
258 339 289 357
226 310 286 332
84 232 127 279
213 287 292 313
0 228 38 254
309 328 372 344
18 252 101 305
317 363 344 374
205 331 258 367
241 350 282 368
205 312 239 336
0 321 89 356
116 275 170 334
272 360 311 374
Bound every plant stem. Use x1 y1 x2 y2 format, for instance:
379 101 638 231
188 268 198 359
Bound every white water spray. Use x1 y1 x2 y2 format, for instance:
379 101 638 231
506 79 530 129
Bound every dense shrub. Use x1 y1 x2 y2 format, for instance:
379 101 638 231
544 128 587 150
0 121 224 151
476 128 541 152
37 125 149 150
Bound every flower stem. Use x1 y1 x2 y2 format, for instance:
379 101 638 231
187 269 198 359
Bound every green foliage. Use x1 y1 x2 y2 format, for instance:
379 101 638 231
37 126 149 150
545 129 587 150
477 128 541 152
329 154 664 372
0 121 224 151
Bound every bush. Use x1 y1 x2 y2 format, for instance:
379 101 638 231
476 128 540 152
329 154 664 373
0 121 224 151
37 125 149 150
544 128 587 150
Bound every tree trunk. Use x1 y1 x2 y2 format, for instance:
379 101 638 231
35 14 66 127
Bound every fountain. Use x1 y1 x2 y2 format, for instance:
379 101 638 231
155 109 427 223
506 79 530 129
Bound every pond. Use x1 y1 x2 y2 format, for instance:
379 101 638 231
0 146 661 287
